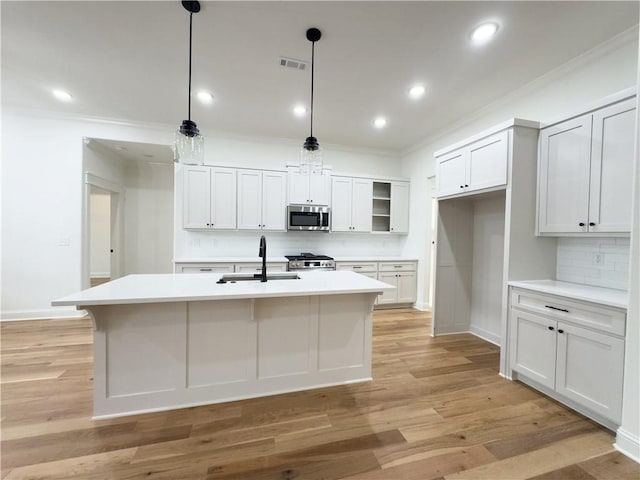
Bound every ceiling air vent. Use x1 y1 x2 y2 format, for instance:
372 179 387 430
279 57 308 71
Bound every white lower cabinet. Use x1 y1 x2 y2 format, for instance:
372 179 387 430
509 287 625 425
175 262 287 274
335 261 417 307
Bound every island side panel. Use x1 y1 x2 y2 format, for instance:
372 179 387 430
92 302 188 418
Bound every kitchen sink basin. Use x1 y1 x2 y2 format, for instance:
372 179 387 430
218 273 300 283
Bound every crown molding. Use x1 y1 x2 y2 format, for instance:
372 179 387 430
401 25 640 157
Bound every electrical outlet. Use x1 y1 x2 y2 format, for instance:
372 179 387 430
592 252 604 265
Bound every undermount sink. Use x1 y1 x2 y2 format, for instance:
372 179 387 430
218 273 300 283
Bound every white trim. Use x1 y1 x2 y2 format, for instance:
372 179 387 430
1 309 86 321
90 272 111 279
615 428 640 463
402 25 640 157
84 172 123 193
412 302 431 312
469 325 501 346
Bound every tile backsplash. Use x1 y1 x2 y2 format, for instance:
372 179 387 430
556 237 630 291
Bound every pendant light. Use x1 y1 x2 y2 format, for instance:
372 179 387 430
300 27 322 174
173 1 204 165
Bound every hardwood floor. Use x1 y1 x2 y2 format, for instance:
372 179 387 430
1 309 637 479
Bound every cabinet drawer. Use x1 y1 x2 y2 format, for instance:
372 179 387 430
336 262 378 273
178 263 235 273
378 262 416 272
510 288 625 336
235 263 287 273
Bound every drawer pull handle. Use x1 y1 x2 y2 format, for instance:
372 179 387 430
545 305 569 313
394 265 403 268
199 268 212 272
353 266 362 269
548 326 555 331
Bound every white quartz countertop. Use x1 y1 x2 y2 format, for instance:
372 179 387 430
333 257 418 262
508 280 628 309
52 271 394 307
174 257 289 263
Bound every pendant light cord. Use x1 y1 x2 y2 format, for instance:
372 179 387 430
188 11 193 122
310 40 315 138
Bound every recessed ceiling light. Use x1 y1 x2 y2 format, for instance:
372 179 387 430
471 22 499 44
293 105 307 117
197 91 213 104
52 89 73 102
373 117 387 129
408 85 426 100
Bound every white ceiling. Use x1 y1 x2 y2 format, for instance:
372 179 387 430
2 1 639 155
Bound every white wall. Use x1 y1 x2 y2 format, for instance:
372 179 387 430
401 28 639 310
89 190 111 277
124 162 174 274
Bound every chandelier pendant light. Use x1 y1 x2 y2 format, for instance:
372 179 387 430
300 27 323 174
174 0 205 165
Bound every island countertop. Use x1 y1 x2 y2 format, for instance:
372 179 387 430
52 271 394 307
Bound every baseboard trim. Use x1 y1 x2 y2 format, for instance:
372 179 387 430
0 309 86 321
615 427 640 463
90 272 110 279
469 325 501 346
413 302 431 312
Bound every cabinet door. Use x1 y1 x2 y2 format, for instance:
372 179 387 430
262 171 287 231
183 166 212 228
288 169 309 204
467 130 509 192
396 271 417 303
390 182 410 233
331 177 353 232
436 149 467 197
351 178 373 232
538 115 592 233
589 98 636 233
377 272 398 304
236 170 262 230
210 168 237 230
556 322 624 423
509 309 557 390
308 172 331 206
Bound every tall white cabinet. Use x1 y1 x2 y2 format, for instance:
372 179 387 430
538 97 636 234
288 168 331 206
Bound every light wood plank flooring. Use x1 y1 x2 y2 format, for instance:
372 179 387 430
1 309 638 479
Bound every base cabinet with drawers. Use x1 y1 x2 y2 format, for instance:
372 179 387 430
336 260 417 306
175 262 287 274
509 287 625 427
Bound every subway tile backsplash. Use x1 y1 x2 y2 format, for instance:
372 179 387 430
556 237 630 291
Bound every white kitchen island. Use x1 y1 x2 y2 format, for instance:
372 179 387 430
52 271 393 419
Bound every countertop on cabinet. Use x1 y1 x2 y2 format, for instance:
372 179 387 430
334 257 419 263
52 271 394 307
508 280 628 309
174 257 289 264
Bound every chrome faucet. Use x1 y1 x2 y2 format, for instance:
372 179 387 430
258 235 267 282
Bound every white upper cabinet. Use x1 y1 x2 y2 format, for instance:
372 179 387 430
538 97 636 234
331 177 372 232
237 169 286 231
184 166 237 230
390 181 410 233
436 130 509 198
288 168 331 205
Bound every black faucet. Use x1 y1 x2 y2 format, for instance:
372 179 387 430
258 235 267 282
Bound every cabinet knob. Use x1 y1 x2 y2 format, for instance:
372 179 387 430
589 222 596 227
558 329 564 334
578 222 585 227
391 228 394 231
464 184 469 187
548 326 555 331
460 185 464 189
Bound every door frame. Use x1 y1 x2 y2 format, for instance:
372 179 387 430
82 172 124 289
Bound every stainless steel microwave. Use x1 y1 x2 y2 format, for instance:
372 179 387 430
287 205 330 231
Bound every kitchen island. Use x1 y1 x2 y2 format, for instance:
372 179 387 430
52 271 393 419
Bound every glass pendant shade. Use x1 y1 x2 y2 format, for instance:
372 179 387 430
174 128 205 165
300 136 323 173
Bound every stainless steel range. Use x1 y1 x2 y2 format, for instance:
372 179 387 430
286 253 335 271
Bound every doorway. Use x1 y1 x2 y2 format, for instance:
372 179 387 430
89 186 111 286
